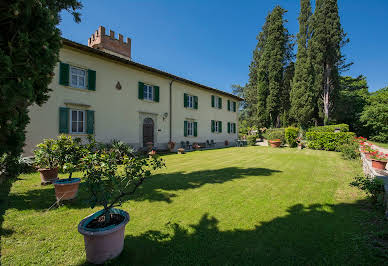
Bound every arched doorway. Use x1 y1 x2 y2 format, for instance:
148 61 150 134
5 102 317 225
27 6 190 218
143 118 154 146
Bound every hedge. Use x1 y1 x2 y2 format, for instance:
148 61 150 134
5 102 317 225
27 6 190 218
305 132 355 151
308 124 349 133
285 127 299 148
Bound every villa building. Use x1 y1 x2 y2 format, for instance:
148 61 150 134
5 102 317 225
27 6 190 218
24 26 242 155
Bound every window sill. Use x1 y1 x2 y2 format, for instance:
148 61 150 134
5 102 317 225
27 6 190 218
62 86 94 93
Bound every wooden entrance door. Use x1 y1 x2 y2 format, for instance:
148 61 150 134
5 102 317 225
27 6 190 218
143 118 154 146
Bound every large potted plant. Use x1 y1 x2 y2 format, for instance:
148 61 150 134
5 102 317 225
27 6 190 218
370 151 388 170
52 135 83 201
167 141 175 152
266 129 284 148
78 142 165 264
34 139 59 185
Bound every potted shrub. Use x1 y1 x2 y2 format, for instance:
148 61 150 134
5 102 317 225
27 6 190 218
167 141 175 152
78 144 165 264
296 137 304 149
224 140 229 146
269 139 282 148
370 152 388 170
193 143 200 150
34 138 59 185
148 149 157 158
177 148 185 154
52 135 83 201
266 129 284 148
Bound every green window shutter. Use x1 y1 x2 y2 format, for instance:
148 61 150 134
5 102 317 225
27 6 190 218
138 82 144 99
227 100 230 111
87 69 96 91
219 121 222 133
211 95 215 107
227 122 230 133
59 107 69 133
59 62 69 86
184 93 188 107
233 101 236 112
218 97 222 109
194 122 198 137
184 121 188 136
194 96 198 109
211 120 215 132
154 86 160 102
233 123 236 133
86 110 95 134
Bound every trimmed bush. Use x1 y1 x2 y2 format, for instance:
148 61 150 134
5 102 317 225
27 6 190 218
338 141 360 160
285 127 299 148
263 128 285 143
247 135 257 146
305 132 355 151
308 124 349 133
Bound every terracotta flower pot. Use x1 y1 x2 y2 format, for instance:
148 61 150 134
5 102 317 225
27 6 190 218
78 209 130 264
177 148 185 154
269 140 282 148
53 178 81 201
371 159 387 170
38 167 58 185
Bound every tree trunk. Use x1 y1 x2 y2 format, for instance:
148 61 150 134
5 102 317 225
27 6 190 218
323 63 331 125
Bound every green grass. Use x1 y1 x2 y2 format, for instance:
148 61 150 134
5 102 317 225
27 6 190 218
370 141 388 149
1 147 387 265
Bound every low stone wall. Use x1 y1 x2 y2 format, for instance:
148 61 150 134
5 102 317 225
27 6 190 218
360 152 388 218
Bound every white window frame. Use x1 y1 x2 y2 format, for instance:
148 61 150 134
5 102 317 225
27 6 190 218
214 96 221 108
187 121 194 136
214 121 220 133
187 95 194 109
70 66 87 89
70 109 86 134
143 84 154 101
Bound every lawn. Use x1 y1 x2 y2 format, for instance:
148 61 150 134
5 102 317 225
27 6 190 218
370 141 388 149
1 146 387 265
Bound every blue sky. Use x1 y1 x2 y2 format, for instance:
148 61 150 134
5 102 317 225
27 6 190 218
59 0 388 93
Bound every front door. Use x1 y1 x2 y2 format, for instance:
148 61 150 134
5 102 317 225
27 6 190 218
143 118 154 146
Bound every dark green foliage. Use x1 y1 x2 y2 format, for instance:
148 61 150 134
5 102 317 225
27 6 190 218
308 124 349 132
333 76 369 136
360 87 388 142
0 0 82 178
55 135 83 178
306 132 355 151
309 0 349 124
338 142 360 160
247 135 257 146
33 138 59 169
290 0 315 128
17 156 35 174
285 127 299 147
281 63 295 126
350 176 385 205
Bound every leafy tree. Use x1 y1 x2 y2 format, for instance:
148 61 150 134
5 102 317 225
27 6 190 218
0 0 82 176
309 0 349 124
360 87 388 142
257 6 293 127
333 76 369 136
290 0 315 128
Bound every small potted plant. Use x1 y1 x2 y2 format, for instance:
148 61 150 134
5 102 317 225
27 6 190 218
52 135 83 201
148 149 157 158
370 151 388 170
34 138 59 185
224 140 229 146
360 143 376 160
78 143 165 264
296 137 303 149
167 141 175 152
177 148 185 154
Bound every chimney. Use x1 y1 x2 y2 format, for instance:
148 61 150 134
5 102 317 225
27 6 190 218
88 26 131 60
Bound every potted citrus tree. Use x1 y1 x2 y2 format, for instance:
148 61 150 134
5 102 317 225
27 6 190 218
52 135 83 201
370 151 388 170
78 141 165 264
34 138 59 185
267 130 284 148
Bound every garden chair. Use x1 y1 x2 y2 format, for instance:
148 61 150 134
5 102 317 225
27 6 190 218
210 140 215 147
180 141 186 148
186 141 192 150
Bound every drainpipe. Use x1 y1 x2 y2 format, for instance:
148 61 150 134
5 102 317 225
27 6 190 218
169 80 175 142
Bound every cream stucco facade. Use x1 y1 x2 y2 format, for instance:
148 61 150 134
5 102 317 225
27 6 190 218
24 39 241 155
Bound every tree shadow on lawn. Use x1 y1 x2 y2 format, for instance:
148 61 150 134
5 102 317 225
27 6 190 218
81 202 388 265
0 178 16 241
4 167 281 211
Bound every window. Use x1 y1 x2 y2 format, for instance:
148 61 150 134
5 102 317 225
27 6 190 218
143 84 154 101
187 95 194 108
228 122 237 134
214 121 219 132
212 95 222 109
70 66 87 89
187 121 193 136
212 120 222 133
70 109 85 134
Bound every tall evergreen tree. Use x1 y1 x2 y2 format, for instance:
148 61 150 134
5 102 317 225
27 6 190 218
257 6 293 127
309 0 348 124
290 0 315 128
281 62 295 126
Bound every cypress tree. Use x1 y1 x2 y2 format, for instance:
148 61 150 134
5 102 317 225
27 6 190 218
290 0 315 128
309 0 348 124
281 62 295 127
257 6 292 127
